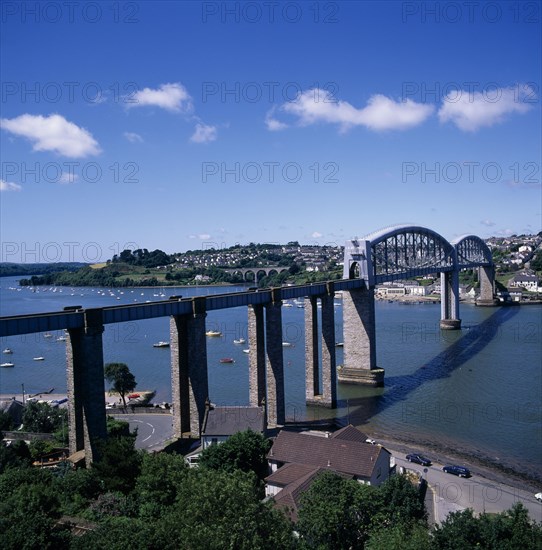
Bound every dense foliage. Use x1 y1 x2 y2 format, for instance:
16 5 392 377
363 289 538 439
198 429 271 482
0 262 86 277
0 432 541 549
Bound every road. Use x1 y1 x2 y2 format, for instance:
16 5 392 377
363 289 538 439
395 456 542 523
113 412 174 452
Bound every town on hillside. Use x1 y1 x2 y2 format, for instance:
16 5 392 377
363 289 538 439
8 233 542 302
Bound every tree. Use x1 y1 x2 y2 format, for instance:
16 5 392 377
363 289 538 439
155 468 297 549
0 409 14 431
0 466 71 548
22 401 66 434
433 504 542 550
198 429 271 482
377 473 427 526
296 471 377 549
366 522 431 550
531 250 542 272
92 435 142 494
104 362 136 408
135 451 188 519
431 508 486 549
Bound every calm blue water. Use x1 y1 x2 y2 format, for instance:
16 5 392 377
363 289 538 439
1 277 540 477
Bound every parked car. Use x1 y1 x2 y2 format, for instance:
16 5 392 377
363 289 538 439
406 453 432 466
443 465 471 478
535 492 542 502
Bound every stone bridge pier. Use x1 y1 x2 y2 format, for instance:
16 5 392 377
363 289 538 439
247 289 286 426
338 287 385 387
66 308 107 463
170 297 209 438
304 282 337 407
476 265 499 306
440 271 461 330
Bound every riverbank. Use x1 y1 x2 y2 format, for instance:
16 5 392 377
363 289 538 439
370 428 542 494
0 391 156 408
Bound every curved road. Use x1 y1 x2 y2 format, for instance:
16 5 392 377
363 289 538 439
113 412 174 452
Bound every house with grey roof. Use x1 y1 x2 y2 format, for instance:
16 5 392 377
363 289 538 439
185 403 266 466
509 271 540 292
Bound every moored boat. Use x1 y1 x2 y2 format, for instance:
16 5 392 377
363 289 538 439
206 330 222 337
153 341 170 348
219 358 235 364
1 362 14 368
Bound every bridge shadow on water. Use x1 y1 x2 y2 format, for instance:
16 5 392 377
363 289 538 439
335 305 520 427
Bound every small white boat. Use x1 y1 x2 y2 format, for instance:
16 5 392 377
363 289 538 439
57 336 67 342
2 348 13 354
1 362 14 368
242 349 250 354
233 338 246 344
206 330 222 337
282 342 293 347
33 357 45 361
153 341 170 348
43 333 52 338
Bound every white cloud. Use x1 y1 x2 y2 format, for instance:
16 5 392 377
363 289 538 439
198 233 211 240
311 231 323 238
0 114 101 158
265 109 289 131
480 219 496 227
274 89 433 132
128 83 193 113
438 86 534 132
59 172 79 184
0 178 22 192
123 131 143 143
190 123 217 143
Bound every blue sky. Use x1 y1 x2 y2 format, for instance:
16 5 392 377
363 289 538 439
1 1 540 263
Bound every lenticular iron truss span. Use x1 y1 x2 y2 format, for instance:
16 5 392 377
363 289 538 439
344 225 492 284
452 235 493 269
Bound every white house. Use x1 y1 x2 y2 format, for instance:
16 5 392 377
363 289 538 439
509 272 539 291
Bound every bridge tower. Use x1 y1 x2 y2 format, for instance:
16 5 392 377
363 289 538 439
339 239 385 386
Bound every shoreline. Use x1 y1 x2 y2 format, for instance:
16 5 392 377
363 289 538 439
370 429 542 494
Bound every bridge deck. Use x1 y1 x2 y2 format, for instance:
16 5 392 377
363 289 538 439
0 279 366 337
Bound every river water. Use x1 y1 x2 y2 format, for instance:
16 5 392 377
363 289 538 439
1 277 540 480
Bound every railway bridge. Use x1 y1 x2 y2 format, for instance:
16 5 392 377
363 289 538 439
0 225 495 462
